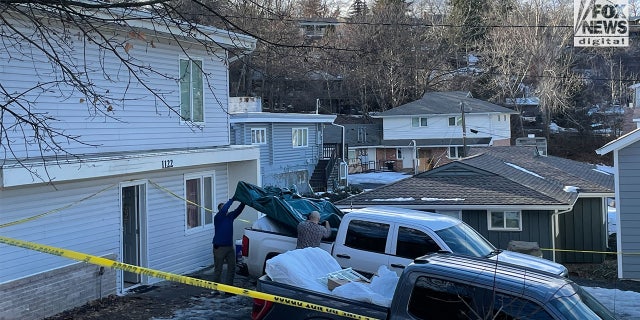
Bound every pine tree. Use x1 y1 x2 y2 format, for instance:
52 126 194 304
349 0 369 17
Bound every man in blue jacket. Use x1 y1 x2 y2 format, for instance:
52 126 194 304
212 197 245 296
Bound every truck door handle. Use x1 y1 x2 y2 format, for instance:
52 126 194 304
391 264 405 269
336 254 351 259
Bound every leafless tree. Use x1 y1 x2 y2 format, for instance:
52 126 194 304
0 0 267 181
332 0 452 113
482 0 581 137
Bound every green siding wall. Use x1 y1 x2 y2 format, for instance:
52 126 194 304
462 210 554 260
556 197 606 263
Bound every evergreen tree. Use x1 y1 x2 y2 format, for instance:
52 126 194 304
449 0 489 47
349 0 369 17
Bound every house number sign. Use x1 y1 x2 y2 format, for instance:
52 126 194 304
162 160 174 168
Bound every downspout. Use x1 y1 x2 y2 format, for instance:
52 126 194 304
551 208 573 263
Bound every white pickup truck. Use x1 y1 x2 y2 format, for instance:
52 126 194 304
241 206 568 277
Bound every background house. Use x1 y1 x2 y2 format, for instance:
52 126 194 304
229 97 338 193
0 8 258 319
324 115 383 173
371 91 517 173
336 146 614 264
597 122 640 280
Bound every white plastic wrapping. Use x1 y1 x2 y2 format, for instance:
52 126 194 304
265 249 399 307
265 247 341 294
332 265 399 307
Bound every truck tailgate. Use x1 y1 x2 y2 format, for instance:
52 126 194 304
254 275 388 320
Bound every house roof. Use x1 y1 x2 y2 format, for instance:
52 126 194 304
372 91 518 117
337 146 614 209
466 147 614 194
229 112 336 124
72 4 256 52
596 128 640 154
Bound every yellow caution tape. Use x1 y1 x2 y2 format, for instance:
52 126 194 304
0 180 251 229
0 236 379 320
0 183 117 229
540 248 640 256
148 179 251 224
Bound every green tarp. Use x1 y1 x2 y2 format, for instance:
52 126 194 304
233 181 343 235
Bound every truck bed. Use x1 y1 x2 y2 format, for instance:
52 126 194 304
243 227 334 277
254 275 389 320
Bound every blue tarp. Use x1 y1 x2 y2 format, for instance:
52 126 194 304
233 181 343 235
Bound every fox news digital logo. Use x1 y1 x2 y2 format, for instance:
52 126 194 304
574 0 629 47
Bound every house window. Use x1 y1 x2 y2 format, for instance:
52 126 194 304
185 173 215 229
179 59 204 122
251 128 267 144
397 148 403 159
412 117 428 127
292 128 308 147
448 116 461 126
448 146 465 159
488 211 522 231
357 127 367 142
348 149 357 165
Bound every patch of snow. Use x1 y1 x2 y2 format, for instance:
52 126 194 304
584 287 640 319
563 186 580 193
421 197 465 201
608 205 617 235
348 172 410 184
370 197 415 201
504 162 545 179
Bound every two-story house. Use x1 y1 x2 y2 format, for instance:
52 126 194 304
0 6 258 319
229 97 337 193
370 91 517 172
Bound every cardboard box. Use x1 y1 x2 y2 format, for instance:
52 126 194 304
323 268 370 291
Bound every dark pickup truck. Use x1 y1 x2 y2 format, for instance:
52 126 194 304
251 253 616 320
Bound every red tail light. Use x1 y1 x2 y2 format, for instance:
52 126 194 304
251 298 273 320
242 235 249 257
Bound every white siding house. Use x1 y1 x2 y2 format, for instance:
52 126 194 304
371 91 517 172
0 6 258 319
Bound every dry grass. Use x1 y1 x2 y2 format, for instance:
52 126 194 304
565 259 618 280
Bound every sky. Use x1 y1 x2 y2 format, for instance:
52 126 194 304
345 170 640 319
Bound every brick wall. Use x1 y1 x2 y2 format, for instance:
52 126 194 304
0 254 117 320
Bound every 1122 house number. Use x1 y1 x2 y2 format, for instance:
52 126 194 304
162 160 174 168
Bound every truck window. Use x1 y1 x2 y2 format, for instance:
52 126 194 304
344 220 389 254
408 276 472 319
490 292 553 320
396 226 441 259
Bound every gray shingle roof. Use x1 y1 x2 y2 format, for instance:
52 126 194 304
466 146 614 194
374 91 518 117
337 172 570 207
337 146 613 208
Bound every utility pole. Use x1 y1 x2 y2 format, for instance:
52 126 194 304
460 101 467 157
